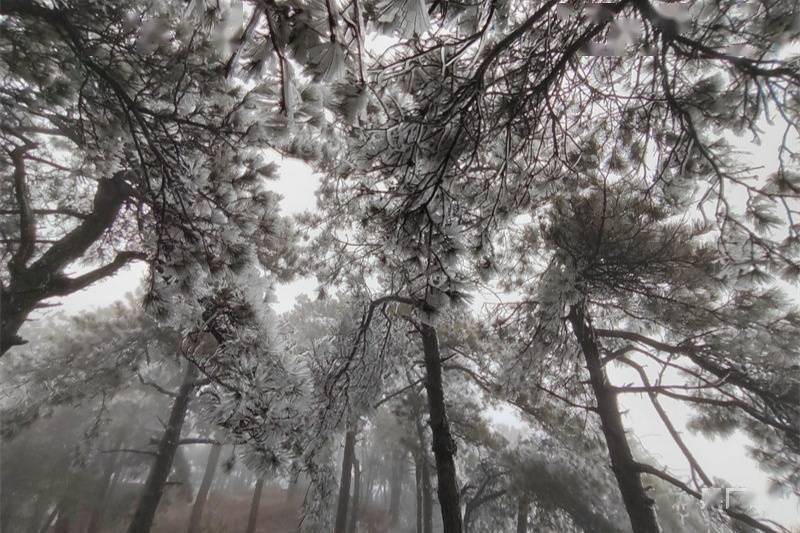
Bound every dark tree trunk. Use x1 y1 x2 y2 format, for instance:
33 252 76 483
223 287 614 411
86 444 122 533
419 323 462 533
172 446 194 503
52 508 69 533
347 457 361 533
1 172 136 356
568 304 661 533
415 410 433 533
37 504 59 533
414 453 423 533
127 363 197 533
515 496 530 533
388 450 404 526
186 442 222 533
334 430 357 533
362 462 374 508
463 488 506 533
245 478 265 533
286 463 303 502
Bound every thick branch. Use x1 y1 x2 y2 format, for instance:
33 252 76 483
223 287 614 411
137 372 178 398
49 251 147 296
8 144 37 271
0 208 89 220
29 172 134 276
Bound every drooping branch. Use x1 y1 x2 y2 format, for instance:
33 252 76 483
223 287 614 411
595 328 799 437
617 356 712 488
137 372 178 398
633 462 782 533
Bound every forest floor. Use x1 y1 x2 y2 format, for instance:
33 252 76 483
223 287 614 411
88 484 393 533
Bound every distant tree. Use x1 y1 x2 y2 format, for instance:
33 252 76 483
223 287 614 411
334 429 358 533
245 477 266 533
186 441 223 533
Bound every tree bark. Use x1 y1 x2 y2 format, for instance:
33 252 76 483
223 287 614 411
186 442 222 533
86 443 122 533
245 478 265 533
1 172 138 356
52 507 69 533
415 403 434 533
334 429 357 533
388 449 404 526
414 453 423 533
515 495 530 533
568 304 661 533
37 504 59 533
347 457 361 533
127 363 197 533
419 323 462 533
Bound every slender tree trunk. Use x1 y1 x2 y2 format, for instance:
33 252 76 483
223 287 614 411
414 453 423 533
347 458 361 533
87 442 122 533
419 323 462 533
172 446 194 503
568 304 661 533
414 414 433 533
37 504 59 533
515 496 530 533
388 450 404 526
245 478 265 533
334 429 357 533
286 466 301 503
186 442 222 533
53 507 69 533
127 363 197 533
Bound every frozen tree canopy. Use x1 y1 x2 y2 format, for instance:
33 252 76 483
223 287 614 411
1 1 798 532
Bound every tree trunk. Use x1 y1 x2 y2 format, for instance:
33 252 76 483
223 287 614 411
515 496 530 533
334 429 357 533
245 478 265 533
37 504 59 533
420 323 462 533
415 412 433 533
127 363 197 533
568 304 661 533
362 462 374 508
347 457 361 533
388 450 404 526
186 442 222 533
52 508 69 533
1 172 134 356
414 453 423 533
86 442 122 533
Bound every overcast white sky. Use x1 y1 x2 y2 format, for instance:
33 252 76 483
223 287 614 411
36 148 800 528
